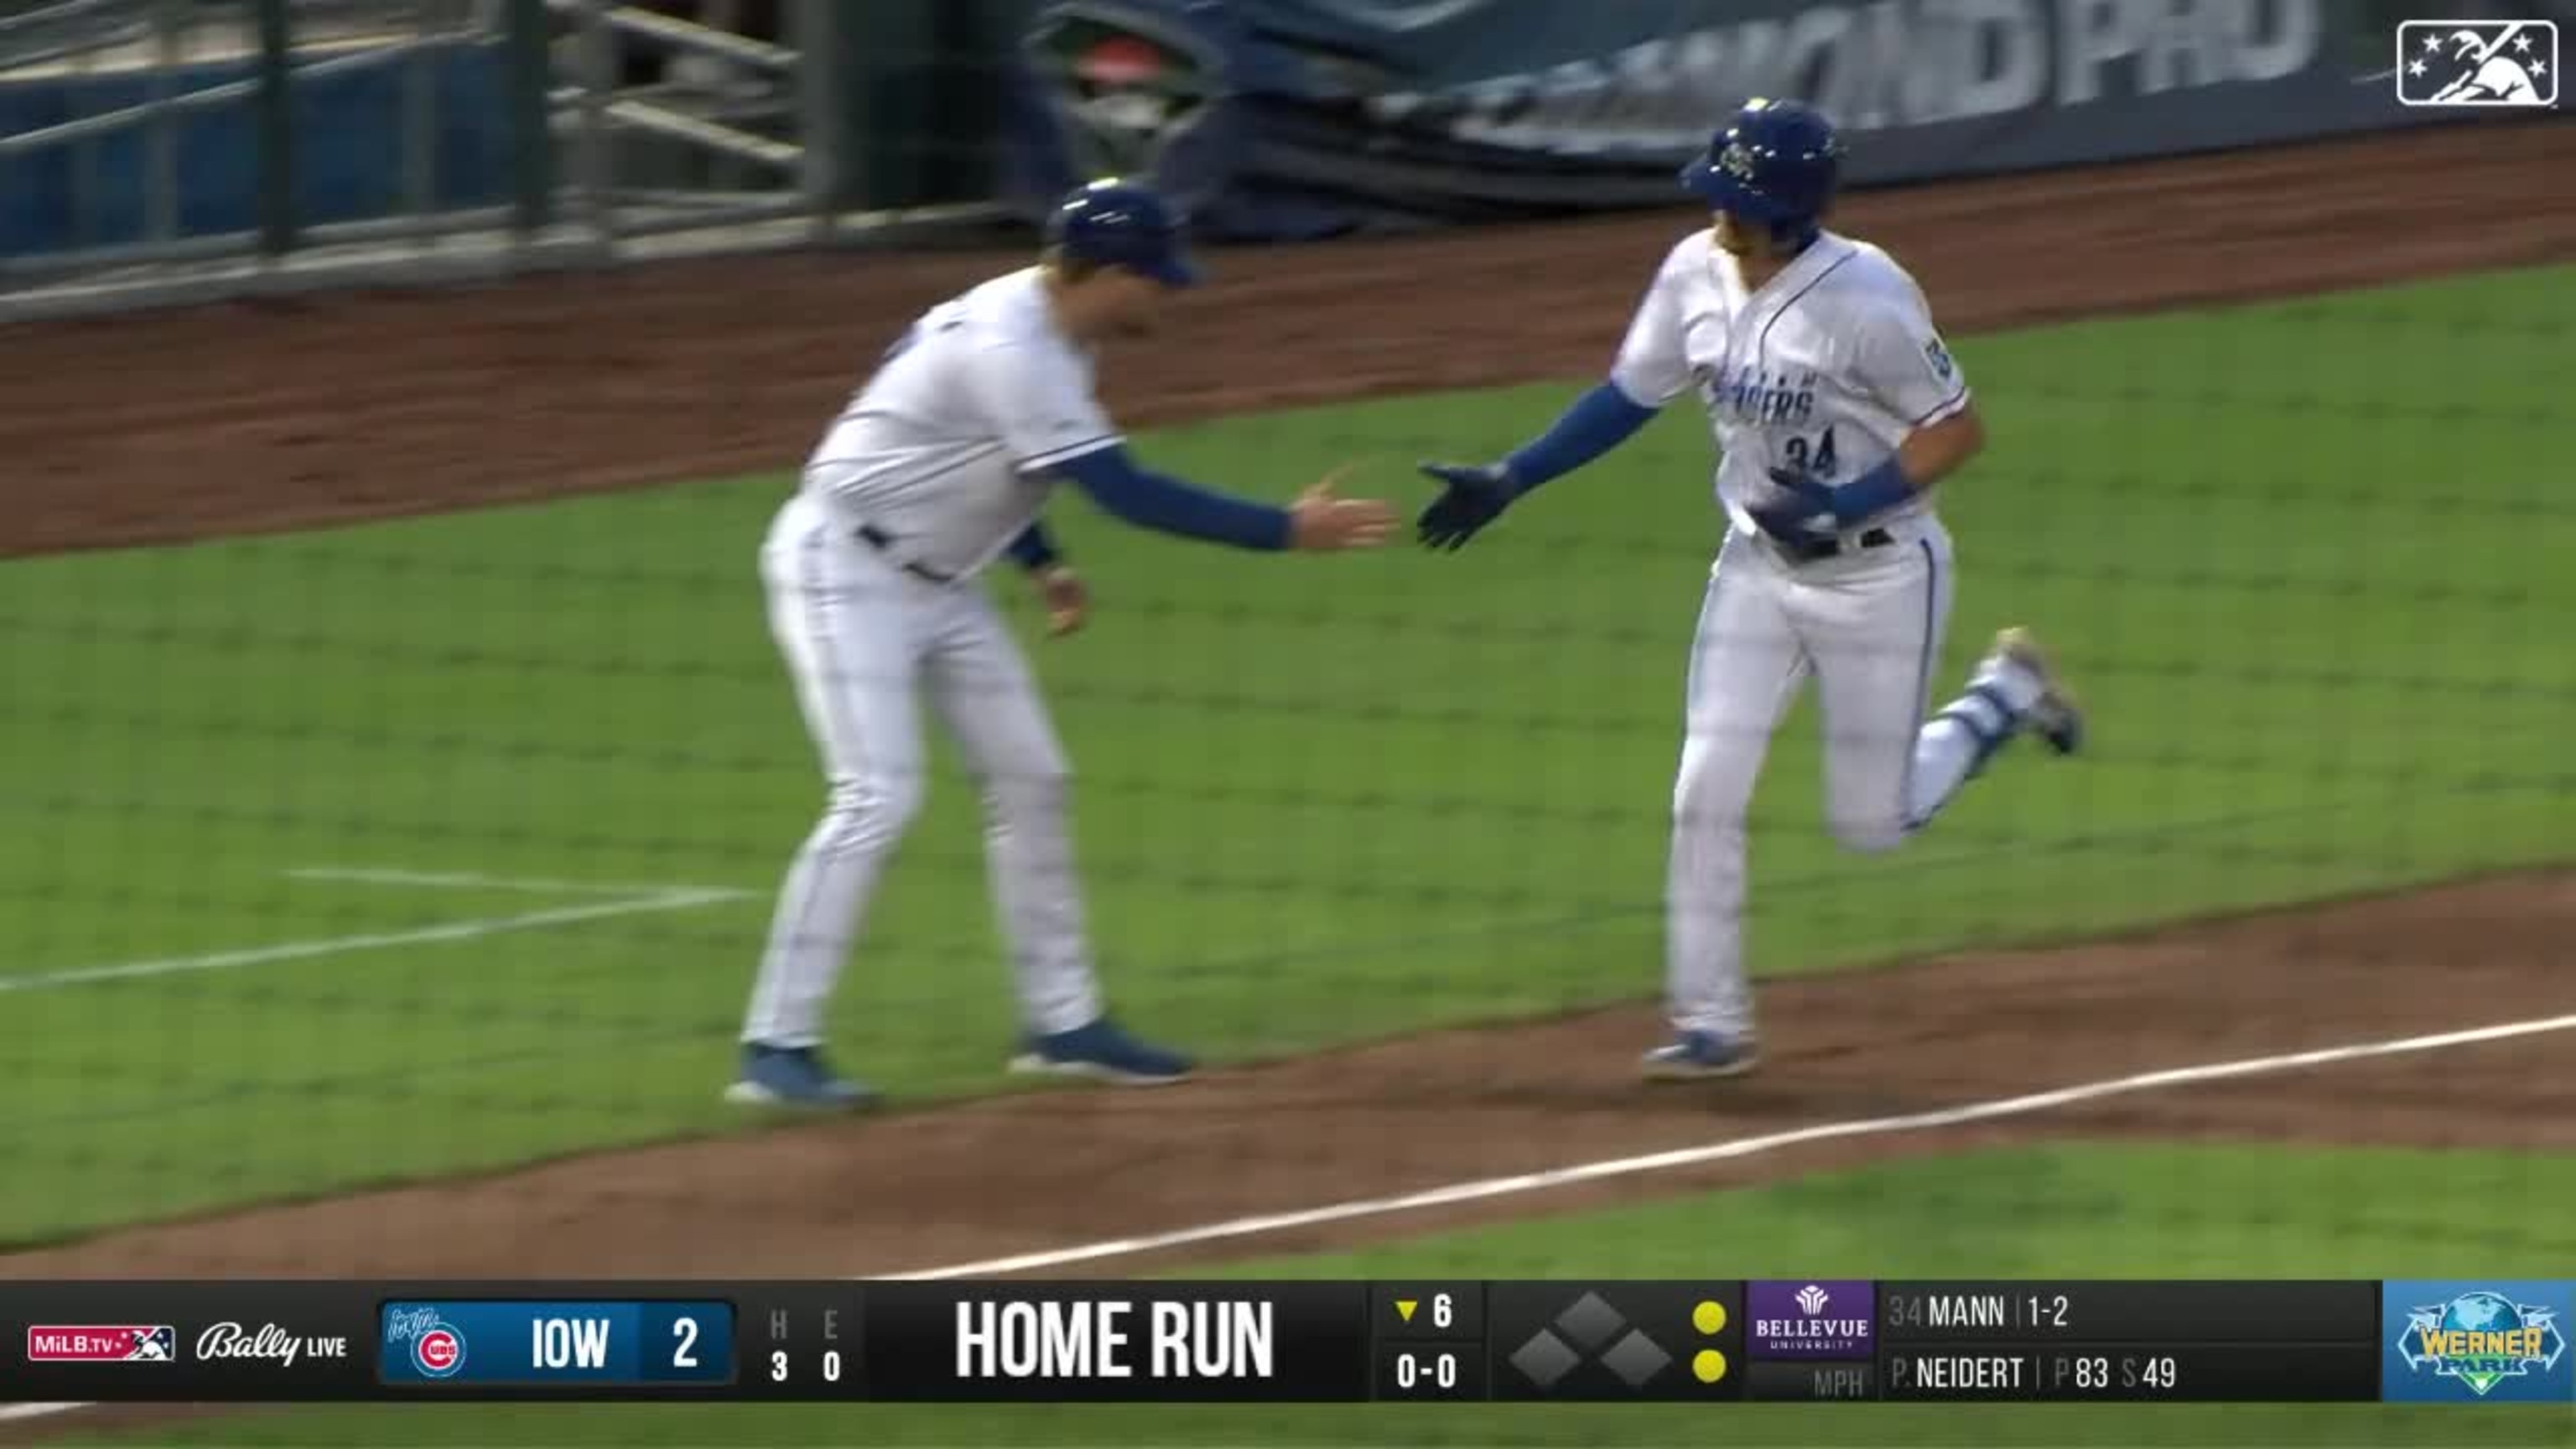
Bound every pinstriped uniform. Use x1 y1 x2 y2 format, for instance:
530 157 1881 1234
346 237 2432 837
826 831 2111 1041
740 268 1114 1048
1610 228 2038 1040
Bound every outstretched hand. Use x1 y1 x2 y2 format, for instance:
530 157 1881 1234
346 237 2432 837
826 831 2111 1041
1415 460 1516 551
1289 462 1400 552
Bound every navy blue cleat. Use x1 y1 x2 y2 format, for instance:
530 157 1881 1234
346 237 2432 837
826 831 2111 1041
1010 1017 1195 1086
725 1043 879 1111
1995 626 2084 756
1641 1031 1762 1082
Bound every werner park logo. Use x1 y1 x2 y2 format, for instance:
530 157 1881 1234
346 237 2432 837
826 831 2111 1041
2386 1284 2571 1400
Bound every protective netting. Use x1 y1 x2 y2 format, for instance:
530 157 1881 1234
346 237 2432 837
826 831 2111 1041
2 13 2573 1446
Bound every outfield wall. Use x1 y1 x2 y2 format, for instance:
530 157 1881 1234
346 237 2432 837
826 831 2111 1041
3 0 2564 316
1000 0 2569 240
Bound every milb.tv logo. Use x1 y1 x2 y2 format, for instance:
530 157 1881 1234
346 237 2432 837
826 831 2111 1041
2395 20 2558 107
26 1326 175 1363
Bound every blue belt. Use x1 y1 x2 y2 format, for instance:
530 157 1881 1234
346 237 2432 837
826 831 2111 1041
1779 526 1894 564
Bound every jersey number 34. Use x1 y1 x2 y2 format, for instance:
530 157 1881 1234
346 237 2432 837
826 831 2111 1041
1782 425 1840 478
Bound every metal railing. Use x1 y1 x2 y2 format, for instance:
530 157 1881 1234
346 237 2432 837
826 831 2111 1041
0 0 1005 320
548 0 821 245
0 1 518 285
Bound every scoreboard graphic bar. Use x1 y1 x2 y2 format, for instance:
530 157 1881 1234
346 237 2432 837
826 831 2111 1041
2 1280 2567 1404
376 1301 735 1388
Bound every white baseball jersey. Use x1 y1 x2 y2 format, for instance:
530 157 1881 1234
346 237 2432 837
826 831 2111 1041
740 266 1126 1055
1623 226 2064 1052
1608 228 1970 541
805 267 1119 578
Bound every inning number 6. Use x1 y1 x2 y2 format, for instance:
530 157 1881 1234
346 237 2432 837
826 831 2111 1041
1431 1293 1454 1330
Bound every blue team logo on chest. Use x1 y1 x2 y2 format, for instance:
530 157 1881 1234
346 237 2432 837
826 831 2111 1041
1705 364 1817 425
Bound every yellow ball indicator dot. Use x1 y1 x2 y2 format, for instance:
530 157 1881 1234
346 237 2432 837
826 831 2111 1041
1692 1300 1727 1335
1693 1348 1728 1384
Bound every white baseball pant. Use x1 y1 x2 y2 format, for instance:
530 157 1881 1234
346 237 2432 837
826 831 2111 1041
740 491 1104 1047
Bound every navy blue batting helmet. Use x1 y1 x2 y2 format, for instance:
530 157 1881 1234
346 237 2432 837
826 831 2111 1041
1045 178 1200 288
1680 98 1846 248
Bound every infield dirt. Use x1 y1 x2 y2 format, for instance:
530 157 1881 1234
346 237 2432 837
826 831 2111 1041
2 121 2571 1301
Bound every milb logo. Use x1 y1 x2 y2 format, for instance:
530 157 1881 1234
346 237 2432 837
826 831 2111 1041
27 1326 176 1363
2394 19 2558 106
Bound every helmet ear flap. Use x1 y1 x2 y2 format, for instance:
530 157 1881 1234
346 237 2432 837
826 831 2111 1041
1770 194 1831 252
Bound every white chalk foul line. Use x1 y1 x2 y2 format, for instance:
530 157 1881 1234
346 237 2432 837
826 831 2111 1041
0 869 756 1426
281 866 740 899
884 1008 2576 1280
8 1010 2570 1430
2 880 750 995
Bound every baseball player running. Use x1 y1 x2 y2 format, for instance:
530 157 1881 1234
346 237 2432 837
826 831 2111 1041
1415 99 2084 1079
734 179 1397 1109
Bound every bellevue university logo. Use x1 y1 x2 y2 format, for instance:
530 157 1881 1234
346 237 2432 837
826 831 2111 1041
1748 1280 1874 1361
2395 19 2558 106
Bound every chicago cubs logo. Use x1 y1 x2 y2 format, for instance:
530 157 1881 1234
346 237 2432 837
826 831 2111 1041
384 1306 467 1379
413 1324 463 1377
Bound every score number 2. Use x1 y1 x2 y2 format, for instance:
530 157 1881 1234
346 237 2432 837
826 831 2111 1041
636 1304 730 1384
771 1348 844 1383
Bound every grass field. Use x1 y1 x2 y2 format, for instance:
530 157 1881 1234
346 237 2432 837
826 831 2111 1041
8 264 2574 1444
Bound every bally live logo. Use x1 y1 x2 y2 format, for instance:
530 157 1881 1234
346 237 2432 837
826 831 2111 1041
195 1322 351 1368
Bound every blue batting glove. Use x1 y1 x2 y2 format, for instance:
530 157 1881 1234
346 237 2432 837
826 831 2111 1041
1415 460 1518 551
1749 466 1841 548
